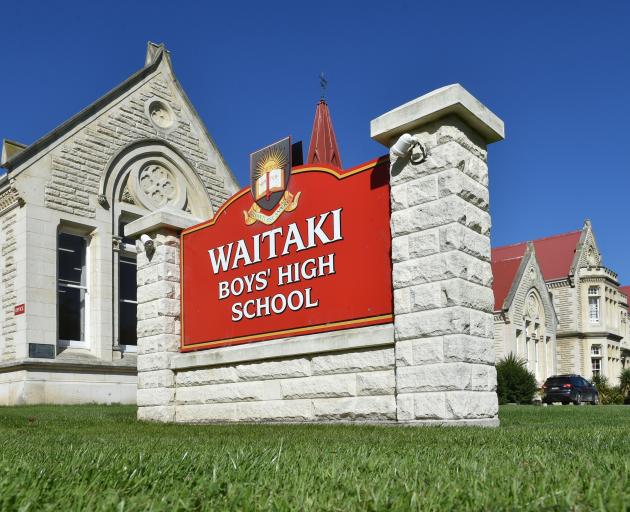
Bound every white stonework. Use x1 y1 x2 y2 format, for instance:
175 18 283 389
0 43 239 405
138 249 398 422
132 228 398 422
555 225 629 381
493 221 629 382
131 84 503 426
493 243 558 384
372 84 503 426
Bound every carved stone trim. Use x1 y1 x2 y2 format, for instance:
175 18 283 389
121 184 136 205
97 194 109 209
112 236 123 253
0 183 24 216
585 245 599 267
127 160 186 211
525 292 540 320
144 97 177 133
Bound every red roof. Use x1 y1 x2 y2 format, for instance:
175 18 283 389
306 99 342 168
620 286 630 307
491 229 582 312
491 257 523 311
492 230 581 282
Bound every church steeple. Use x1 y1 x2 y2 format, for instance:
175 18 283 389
306 99 342 169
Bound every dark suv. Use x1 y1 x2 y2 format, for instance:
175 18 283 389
542 375 599 405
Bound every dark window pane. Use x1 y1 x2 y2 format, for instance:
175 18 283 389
119 220 137 246
120 257 137 301
119 301 137 345
58 233 87 342
58 233 86 284
545 377 570 386
119 255 137 345
58 286 85 341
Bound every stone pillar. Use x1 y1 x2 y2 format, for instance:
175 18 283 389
371 84 505 426
125 209 200 422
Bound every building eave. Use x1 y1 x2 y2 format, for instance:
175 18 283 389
556 331 623 342
500 243 534 312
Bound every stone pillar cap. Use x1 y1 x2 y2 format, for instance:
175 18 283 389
370 83 504 146
124 207 202 238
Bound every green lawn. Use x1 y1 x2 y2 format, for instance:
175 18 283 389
0 405 628 511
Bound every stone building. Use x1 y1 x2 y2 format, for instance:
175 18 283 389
0 43 239 405
492 242 557 384
620 285 630 368
492 220 629 382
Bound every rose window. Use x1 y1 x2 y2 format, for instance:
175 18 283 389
138 164 177 207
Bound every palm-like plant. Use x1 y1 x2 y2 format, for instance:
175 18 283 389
496 353 538 405
619 368 630 397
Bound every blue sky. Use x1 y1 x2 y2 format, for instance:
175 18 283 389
1 1 629 283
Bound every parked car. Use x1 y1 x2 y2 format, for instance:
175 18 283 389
542 375 599 405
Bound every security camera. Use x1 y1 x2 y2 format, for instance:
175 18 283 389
140 234 154 254
391 133 415 158
391 133 426 164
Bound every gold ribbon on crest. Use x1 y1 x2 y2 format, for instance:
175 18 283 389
243 191 301 226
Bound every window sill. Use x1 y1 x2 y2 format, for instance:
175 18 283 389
58 340 89 349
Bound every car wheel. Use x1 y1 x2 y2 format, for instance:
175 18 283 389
592 394 599 405
562 402 570 406
574 393 582 406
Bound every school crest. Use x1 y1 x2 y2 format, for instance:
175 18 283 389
244 137 301 225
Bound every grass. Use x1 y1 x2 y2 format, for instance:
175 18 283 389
0 405 628 511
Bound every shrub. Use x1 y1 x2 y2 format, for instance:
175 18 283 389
606 387 625 405
496 353 538 405
593 375 625 405
592 373 607 391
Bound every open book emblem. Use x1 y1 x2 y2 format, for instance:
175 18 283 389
244 137 301 225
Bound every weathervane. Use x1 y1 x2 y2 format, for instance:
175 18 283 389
320 72 328 100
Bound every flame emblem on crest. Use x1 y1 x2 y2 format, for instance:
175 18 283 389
245 137 301 225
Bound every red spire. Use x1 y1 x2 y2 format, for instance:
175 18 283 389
306 99 342 169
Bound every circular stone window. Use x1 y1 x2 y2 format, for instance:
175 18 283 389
128 161 187 211
145 99 175 130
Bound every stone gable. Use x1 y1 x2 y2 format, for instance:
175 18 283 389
508 251 557 336
43 69 234 218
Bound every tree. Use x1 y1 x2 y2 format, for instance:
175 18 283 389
496 354 538 405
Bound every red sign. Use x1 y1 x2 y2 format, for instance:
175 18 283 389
14 304 25 316
180 157 393 352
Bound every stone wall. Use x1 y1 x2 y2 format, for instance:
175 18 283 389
388 116 498 425
174 347 395 423
556 337 580 374
1 209 17 361
0 367 136 406
135 230 181 422
130 211 399 424
493 319 506 359
549 282 573 331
